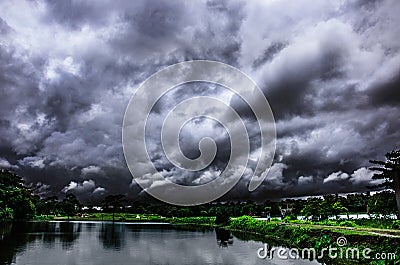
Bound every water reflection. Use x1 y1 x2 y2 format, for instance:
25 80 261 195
0 221 83 264
215 228 233 248
59 222 81 250
0 222 20 264
99 223 125 250
0 221 321 265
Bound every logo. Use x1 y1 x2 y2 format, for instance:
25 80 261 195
257 236 397 261
122 60 276 205
336 236 347 247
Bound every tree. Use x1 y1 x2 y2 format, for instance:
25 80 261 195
367 191 397 217
370 149 400 219
332 201 347 219
44 196 61 216
0 169 36 220
62 193 81 220
215 208 230 226
102 194 126 222
301 198 324 221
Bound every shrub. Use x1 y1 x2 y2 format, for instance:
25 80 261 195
282 213 297 222
392 220 400 230
338 220 357 227
317 220 338 226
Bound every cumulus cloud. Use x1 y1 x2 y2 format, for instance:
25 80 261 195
20 157 46 169
81 166 105 176
0 0 399 202
324 172 350 184
62 179 96 194
93 187 106 194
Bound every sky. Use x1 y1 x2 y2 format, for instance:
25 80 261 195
0 0 399 203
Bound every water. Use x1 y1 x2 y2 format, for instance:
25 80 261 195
0 221 320 265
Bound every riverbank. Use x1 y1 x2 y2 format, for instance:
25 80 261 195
171 216 400 264
49 213 169 222
33 214 400 237
2 215 399 263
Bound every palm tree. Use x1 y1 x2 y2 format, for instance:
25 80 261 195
370 149 400 219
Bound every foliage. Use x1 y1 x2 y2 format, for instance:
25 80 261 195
282 213 297 222
42 196 62 216
230 216 277 235
0 169 36 220
370 149 400 218
300 195 350 221
34 215 55 221
300 198 327 220
172 216 215 225
62 193 82 219
1 168 399 227
315 219 338 226
230 216 400 264
101 194 126 222
283 217 400 230
367 190 397 217
338 220 357 227
352 218 400 230
215 208 230 225
370 150 400 188
314 235 331 252
0 206 13 220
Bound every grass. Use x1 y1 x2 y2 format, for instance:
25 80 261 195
170 216 216 226
41 213 400 231
277 218 400 230
45 213 169 222
229 216 400 264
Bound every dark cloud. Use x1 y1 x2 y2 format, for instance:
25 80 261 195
252 42 287 69
43 0 115 28
0 0 399 203
367 72 400 106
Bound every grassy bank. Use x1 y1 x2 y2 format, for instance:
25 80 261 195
37 213 169 222
8 214 399 263
281 217 400 230
172 216 400 264
31 214 400 261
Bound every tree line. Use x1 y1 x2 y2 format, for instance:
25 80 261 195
0 168 397 221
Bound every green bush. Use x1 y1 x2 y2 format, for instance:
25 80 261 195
352 218 396 229
34 215 54 221
338 220 357 227
282 213 297 222
287 219 310 224
317 219 338 226
172 216 216 225
314 235 331 252
391 220 400 230
0 206 13 220
230 216 277 235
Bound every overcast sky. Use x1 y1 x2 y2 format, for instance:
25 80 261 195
0 0 399 203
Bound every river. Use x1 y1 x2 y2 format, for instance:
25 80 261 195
0 221 321 265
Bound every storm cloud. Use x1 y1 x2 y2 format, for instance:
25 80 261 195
0 0 399 203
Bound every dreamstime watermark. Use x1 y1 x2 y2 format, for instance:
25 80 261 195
122 60 276 205
257 236 397 261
